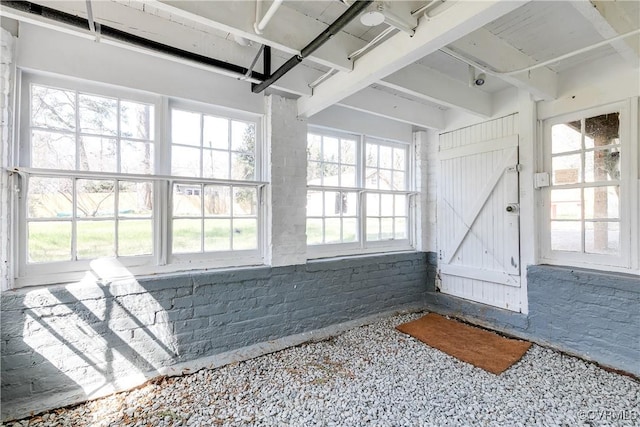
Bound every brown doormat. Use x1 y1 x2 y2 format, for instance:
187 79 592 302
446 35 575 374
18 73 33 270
396 313 532 375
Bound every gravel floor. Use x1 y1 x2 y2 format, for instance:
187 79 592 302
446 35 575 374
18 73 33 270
5 311 640 427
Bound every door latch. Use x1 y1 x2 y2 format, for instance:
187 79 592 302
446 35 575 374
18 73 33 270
506 203 519 214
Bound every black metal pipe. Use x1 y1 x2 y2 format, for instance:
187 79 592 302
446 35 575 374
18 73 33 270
263 45 271 75
2 0 268 81
252 0 373 94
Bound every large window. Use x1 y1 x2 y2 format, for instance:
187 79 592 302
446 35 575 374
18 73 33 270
169 106 260 257
15 74 264 286
306 128 413 256
542 102 634 269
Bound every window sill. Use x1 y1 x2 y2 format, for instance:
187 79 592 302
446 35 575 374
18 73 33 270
537 257 639 277
13 256 265 288
306 243 416 261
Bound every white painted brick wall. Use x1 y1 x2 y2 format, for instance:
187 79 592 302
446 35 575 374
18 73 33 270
0 28 15 291
264 95 307 266
414 130 438 253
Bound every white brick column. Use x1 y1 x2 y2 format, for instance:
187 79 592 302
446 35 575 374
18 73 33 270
0 28 15 291
264 95 307 266
414 130 438 253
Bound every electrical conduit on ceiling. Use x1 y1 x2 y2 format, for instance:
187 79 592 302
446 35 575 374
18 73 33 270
442 28 640 77
254 0 284 35
251 0 373 93
2 0 269 82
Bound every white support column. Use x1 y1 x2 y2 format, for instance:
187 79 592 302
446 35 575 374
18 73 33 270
517 90 538 315
414 130 438 253
0 27 15 290
264 95 308 267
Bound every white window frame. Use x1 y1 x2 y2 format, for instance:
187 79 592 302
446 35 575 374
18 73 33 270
306 126 416 259
12 72 266 287
539 100 638 272
167 99 265 267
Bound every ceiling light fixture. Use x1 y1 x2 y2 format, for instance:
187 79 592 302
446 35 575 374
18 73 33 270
360 10 385 27
359 2 416 36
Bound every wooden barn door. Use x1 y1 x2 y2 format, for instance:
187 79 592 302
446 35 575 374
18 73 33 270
437 116 522 312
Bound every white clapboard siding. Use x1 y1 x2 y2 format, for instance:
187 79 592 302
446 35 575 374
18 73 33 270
437 114 523 312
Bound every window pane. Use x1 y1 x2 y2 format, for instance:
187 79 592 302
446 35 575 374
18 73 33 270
551 221 581 252
321 163 340 186
551 123 581 154
324 218 341 244
366 217 380 241
233 218 257 250
306 190 323 217
323 137 339 162
307 219 323 245
324 191 341 217
234 187 257 216
365 143 378 167
173 219 202 253
377 170 392 190
79 94 117 136
172 110 201 147
77 179 115 218
381 218 394 239
393 171 406 191
585 148 620 182
118 181 152 218
585 222 619 255
203 149 229 179
584 186 619 219
308 161 323 185
80 136 116 172
173 184 202 216
231 152 255 180
552 154 581 185
341 139 357 165
379 146 392 169
204 219 231 251
340 165 356 188
32 131 75 170
367 193 380 216
204 185 231 216
231 121 255 152
28 221 71 262
395 218 407 239
118 220 152 256
342 192 358 216
394 195 406 217
77 220 115 259
393 148 406 170
203 116 228 150
120 101 153 140
550 188 581 220
31 85 75 131
121 140 154 174
342 218 358 243
172 145 201 177
365 168 379 189
381 194 394 216
584 112 619 150
307 134 322 162
28 177 72 219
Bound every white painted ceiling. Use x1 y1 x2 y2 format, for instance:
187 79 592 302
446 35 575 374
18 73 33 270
3 0 639 129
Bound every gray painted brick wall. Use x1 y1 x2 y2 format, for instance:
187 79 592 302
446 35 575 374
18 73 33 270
1 252 435 420
425 264 640 376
